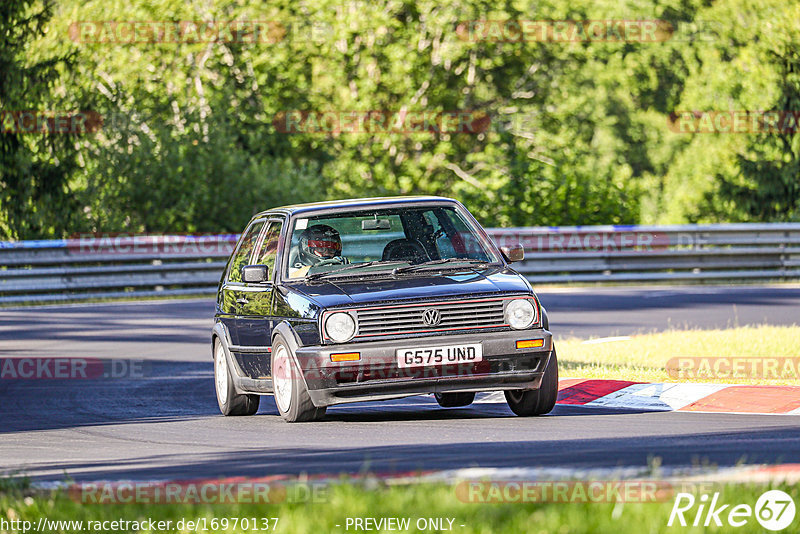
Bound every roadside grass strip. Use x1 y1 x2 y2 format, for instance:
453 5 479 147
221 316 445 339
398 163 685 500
509 325 800 414
557 325 800 385
3 468 800 534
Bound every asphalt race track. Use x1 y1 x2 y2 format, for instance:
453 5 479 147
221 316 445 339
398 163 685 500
2 285 800 482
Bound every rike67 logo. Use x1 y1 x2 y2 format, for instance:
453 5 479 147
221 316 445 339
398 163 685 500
668 490 796 531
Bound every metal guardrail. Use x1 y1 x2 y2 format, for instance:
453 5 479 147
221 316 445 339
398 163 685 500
486 223 800 284
1 224 799 303
0 235 236 304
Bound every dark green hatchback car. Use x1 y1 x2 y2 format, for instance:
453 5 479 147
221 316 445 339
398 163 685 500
212 196 557 422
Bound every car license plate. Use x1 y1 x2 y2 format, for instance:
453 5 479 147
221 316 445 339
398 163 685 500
396 344 483 368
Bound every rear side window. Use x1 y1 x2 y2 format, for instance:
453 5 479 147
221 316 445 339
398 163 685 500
228 221 265 283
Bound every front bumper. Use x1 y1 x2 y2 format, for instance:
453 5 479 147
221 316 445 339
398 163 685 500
294 329 553 407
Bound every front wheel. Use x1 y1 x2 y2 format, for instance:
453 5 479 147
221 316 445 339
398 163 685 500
505 347 559 416
271 335 326 422
214 339 259 416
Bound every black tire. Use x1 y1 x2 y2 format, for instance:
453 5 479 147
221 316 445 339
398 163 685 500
435 392 476 407
214 339 260 416
504 347 559 416
271 335 326 423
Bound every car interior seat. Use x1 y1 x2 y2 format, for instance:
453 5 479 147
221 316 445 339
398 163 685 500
381 239 430 264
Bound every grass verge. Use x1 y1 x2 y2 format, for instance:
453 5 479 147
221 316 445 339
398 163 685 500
0 293 214 309
1 479 798 533
557 325 800 384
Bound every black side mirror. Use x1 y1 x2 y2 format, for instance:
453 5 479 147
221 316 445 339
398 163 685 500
242 265 269 283
500 243 525 263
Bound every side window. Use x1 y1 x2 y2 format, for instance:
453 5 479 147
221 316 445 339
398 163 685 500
228 221 265 283
255 220 283 277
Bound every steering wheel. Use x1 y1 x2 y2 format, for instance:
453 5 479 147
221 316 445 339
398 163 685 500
315 256 348 266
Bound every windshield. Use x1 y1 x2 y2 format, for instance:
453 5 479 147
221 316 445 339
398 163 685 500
284 205 501 279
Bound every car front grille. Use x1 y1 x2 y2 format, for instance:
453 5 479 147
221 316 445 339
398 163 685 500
354 297 512 338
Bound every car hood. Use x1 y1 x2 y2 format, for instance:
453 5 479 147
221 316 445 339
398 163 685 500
284 267 533 309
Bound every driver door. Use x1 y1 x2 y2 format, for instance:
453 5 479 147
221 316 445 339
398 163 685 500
234 218 284 378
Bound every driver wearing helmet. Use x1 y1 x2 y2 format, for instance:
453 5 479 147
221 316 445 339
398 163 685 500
289 224 349 277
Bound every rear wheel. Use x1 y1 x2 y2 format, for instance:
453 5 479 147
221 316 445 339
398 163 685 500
214 339 259 416
271 335 326 422
435 392 475 407
505 347 558 416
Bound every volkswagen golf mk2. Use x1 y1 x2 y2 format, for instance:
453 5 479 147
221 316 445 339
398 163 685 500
212 196 557 422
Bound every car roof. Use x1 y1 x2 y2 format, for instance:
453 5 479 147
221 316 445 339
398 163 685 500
254 196 460 218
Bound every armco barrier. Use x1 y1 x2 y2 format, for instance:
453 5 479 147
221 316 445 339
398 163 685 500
1 224 799 303
0 235 236 304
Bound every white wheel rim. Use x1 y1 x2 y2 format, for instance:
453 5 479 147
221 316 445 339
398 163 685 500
215 343 228 405
273 345 292 414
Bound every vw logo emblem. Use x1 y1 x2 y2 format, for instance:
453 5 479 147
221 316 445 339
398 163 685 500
421 308 441 326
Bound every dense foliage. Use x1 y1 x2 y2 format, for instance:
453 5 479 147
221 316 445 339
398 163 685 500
1 0 798 238
0 0 81 238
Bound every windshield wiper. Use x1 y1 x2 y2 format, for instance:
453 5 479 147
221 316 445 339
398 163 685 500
305 260 406 281
392 258 493 275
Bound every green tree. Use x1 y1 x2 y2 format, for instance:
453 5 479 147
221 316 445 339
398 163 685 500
13 0 798 235
648 0 800 223
719 45 800 220
0 0 81 239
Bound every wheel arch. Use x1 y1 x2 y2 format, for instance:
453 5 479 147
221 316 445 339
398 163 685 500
211 321 233 357
212 322 248 394
540 305 549 331
271 320 313 394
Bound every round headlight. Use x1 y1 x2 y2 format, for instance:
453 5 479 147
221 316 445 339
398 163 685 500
505 299 536 329
324 312 357 343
